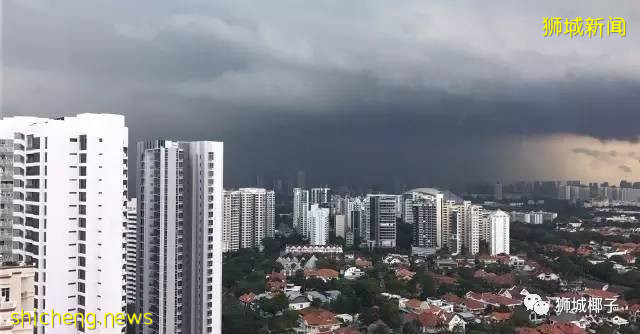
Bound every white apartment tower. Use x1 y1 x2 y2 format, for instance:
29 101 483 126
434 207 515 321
0 113 128 334
308 204 330 245
223 188 275 252
489 210 510 255
462 201 481 255
137 140 223 334
293 188 309 237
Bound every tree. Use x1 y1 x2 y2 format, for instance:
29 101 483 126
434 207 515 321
402 320 419 334
379 301 403 329
359 307 379 325
268 309 299 333
510 306 530 327
259 293 289 315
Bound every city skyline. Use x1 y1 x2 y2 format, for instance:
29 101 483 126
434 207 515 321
3 0 640 189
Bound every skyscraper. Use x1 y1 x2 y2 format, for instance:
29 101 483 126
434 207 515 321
125 198 138 305
293 188 309 236
412 198 437 249
0 113 128 334
494 181 503 201
223 188 275 252
137 140 223 334
462 201 481 255
489 210 510 255
367 195 397 248
310 187 331 206
308 204 330 245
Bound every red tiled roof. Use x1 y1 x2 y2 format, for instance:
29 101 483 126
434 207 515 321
305 268 340 279
238 292 256 304
584 288 618 299
301 308 339 327
492 312 512 321
334 327 360 334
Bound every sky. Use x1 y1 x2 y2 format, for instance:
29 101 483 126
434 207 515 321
2 0 640 190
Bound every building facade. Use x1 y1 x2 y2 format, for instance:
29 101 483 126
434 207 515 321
223 188 275 252
0 113 128 334
137 140 223 334
0 264 36 334
489 210 510 255
293 188 309 237
367 195 397 248
308 204 330 245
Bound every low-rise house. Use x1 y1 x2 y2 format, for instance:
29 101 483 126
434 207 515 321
498 286 531 301
383 254 410 266
355 257 373 269
395 268 416 281
343 267 364 280
490 312 511 323
298 308 341 334
288 292 312 310
334 326 359 334
414 308 465 333
286 245 344 255
537 272 561 281
516 323 584 334
304 268 340 282
606 315 629 327
266 271 287 291
466 292 520 308
307 291 330 304
239 292 257 305
400 298 430 314
277 256 304 277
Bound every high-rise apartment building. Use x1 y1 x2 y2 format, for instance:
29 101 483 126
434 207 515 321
367 195 397 248
441 201 463 255
0 113 129 334
310 188 330 206
489 210 510 255
137 140 223 334
308 204 330 245
293 188 309 237
222 188 275 252
462 201 481 255
412 198 437 249
125 198 138 305
0 264 36 334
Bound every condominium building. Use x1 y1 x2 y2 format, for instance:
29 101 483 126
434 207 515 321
462 201 481 255
403 189 443 247
222 188 275 252
489 210 510 255
125 199 137 305
335 214 346 239
412 198 437 249
367 195 397 248
137 140 223 334
308 204 330 245
0 264 36 334
293 188 309 237
0 113 128 334
310 188 330 206
441 201 463 255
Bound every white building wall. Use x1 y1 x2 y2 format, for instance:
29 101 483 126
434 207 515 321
0 113 128 334
308 204 329 245
490 210 510 255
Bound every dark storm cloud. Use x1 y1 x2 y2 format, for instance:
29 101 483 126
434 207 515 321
3 0 640 188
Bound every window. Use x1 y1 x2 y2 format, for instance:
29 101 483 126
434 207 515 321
1 288 9 302
79 167 86 176
79 154 87 163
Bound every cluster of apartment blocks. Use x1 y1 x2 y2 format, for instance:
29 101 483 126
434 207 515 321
0 114 224 334
294 187 511 256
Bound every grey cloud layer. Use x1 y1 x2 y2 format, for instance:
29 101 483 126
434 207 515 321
3 0 640 187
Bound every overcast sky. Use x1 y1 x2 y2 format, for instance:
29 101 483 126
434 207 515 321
2 0 640 190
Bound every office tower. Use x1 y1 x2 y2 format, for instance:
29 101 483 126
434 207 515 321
401 192 418 224
462 201 481 255
293 188 310 236
296 170 306 189
223 188 275 252
412 198 437 249
137 140 223 334
489 210 510 255
310 188 331 205
308 204 330 245
125 199 138 305
367 195 397 248
335 214 346 239
0 113 128 334
0 264 36 334
494 182 503 201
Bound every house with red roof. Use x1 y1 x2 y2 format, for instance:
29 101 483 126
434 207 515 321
298 308 341 334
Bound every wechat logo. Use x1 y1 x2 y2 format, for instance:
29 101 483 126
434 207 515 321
524 294 550 316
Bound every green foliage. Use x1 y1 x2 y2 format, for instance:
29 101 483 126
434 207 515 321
268 309 299 333
222 293 265 334
259 293 289 315
379 301 403 329
359 307 379 325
